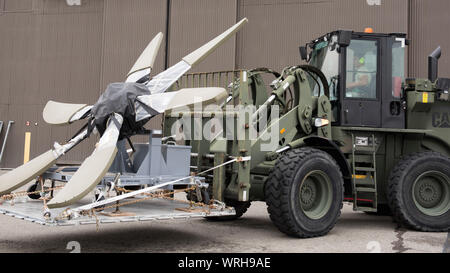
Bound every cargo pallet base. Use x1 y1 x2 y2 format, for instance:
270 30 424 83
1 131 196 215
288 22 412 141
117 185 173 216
0 198 235 227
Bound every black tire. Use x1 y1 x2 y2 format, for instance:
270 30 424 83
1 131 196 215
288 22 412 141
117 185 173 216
27 183 42 200
265 148 344 238
206 199 251 221
387 152 450 232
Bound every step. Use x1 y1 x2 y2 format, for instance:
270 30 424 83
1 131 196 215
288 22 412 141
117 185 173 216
353 175 376 188
356 181 375 187
355 207 378 213
351 155 373 163
354 167 376 172
353 146 376 153
356 187 376 193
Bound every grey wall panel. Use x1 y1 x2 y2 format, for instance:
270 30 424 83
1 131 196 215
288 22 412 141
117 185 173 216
41 0 103 14
4 0 33 12
101 0 167 89
408 0 450 78
0 13 40 106
168 0 238 72
237 0 408 72
37 1 104 106
0 0 104 167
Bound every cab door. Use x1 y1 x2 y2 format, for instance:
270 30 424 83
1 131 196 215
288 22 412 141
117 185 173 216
341 38 381 127
381 36 406 129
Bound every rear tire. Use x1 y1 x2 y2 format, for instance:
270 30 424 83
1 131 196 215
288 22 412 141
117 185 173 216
27 183 42 200
387 152 450 232
265 148 344 238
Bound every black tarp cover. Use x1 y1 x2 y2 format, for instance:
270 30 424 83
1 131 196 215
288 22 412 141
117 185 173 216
91 82 150 138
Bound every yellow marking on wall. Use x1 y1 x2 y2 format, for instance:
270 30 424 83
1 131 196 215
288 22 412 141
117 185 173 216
23 132 31 164
280 128 286 135
423 92 429 103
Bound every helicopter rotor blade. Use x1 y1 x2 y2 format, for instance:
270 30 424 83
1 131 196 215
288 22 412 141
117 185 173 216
0 129 90 196
126 32 164 83
146 18 248 95
47 113 123 209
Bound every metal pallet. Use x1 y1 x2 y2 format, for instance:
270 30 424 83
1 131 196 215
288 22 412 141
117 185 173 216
0 196 235 227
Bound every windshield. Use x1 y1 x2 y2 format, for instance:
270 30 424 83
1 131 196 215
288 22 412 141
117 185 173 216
309 40 339 100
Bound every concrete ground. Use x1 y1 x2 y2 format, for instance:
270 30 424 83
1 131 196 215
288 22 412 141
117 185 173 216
0 197 448 253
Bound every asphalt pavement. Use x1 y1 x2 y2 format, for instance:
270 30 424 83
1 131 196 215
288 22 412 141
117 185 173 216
0 199 448 253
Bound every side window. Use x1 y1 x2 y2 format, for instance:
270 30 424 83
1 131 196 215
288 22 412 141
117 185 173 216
345 40 378 99
392 39 406 98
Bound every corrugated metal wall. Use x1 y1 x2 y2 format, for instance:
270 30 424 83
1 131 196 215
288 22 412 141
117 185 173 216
0 0 104 167
408 0 450 78
236 0 408 71
168 0 238 72
0 0 448 167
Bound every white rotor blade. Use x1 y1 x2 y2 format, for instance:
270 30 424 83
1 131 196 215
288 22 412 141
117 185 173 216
0 151 57 196
43 100 92 125
47 114 123 209
146 18 248 95
0 130 89 196
126 32 164 83
183 18 248 67
135 87 228 122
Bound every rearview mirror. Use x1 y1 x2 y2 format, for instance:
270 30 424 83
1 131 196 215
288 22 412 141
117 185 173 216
338 30 352 47
299 46 308 61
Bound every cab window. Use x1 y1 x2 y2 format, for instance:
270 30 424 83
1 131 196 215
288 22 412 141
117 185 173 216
392 40 406 98
345 40 378 99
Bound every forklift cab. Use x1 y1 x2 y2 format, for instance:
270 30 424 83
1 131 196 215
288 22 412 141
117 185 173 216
303 30 408 128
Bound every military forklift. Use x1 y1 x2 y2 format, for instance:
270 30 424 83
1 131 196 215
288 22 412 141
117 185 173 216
164 29 450 238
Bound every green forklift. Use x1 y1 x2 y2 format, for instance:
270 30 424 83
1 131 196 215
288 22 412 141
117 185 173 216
165 29 450 238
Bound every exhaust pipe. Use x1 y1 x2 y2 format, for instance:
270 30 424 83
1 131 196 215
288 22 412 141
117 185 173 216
428 46 441 82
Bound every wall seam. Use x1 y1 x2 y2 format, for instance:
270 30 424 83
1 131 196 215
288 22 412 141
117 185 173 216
407 0 412 77
99 0 107 94
234 0 239 70
164 0 171 69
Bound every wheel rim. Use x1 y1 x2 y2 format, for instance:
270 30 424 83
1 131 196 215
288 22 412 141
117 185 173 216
412 171 450 217
298 170 333 220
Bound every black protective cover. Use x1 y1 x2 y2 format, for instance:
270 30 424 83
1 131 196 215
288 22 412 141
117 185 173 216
91 82 152 138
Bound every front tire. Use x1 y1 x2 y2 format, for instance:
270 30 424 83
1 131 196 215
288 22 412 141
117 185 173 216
265 148 344 238
387 152 450 232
